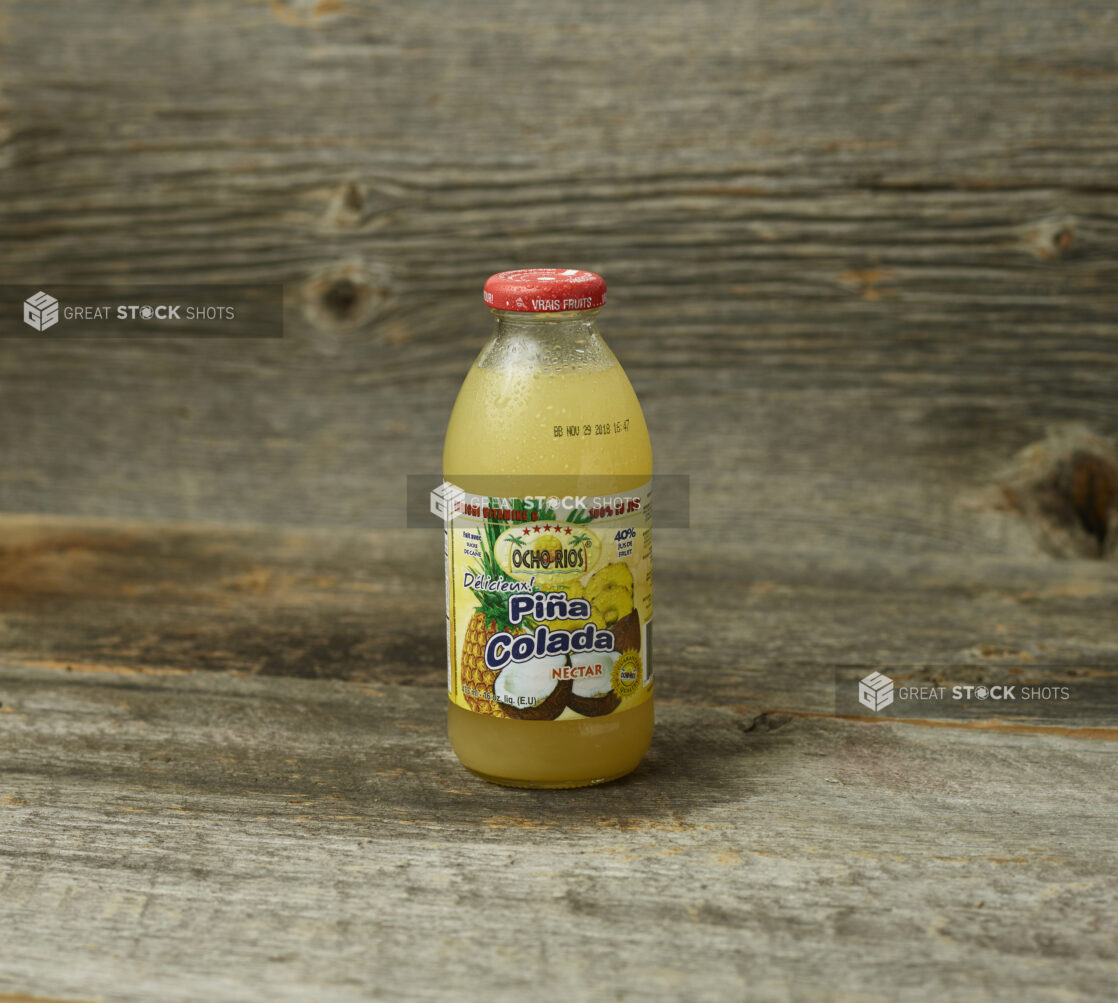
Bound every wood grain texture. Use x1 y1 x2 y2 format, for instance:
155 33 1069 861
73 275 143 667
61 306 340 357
0 0 1115 560
1 515 1115 726
2 4 1117 996
1 662 1116 1002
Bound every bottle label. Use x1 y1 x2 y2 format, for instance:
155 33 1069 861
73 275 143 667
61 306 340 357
442 481 652 720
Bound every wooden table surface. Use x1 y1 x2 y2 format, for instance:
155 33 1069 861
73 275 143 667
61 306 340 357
2 0 1117 1000
0 518 1115 1001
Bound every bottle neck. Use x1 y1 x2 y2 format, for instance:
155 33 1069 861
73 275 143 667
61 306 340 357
479 309 613 370
494 308 599 335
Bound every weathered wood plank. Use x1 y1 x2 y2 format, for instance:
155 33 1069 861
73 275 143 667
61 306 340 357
0 1 1116 556
1 516 1115 725
1 663 1115 1001
2 4 1116 999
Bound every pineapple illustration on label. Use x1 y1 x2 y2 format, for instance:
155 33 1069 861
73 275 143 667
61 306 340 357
455 512 512 717
444 484 652 722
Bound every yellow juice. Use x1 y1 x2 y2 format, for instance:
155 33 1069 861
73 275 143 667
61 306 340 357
443 277 653 788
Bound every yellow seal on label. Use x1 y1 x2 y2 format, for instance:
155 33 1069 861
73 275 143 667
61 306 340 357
612 650 643 698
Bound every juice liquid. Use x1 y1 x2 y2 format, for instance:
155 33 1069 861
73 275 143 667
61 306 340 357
444 306 653 787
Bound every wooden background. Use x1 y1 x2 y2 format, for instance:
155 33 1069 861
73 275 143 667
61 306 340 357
0 0 1115 547
1 1 1116 1000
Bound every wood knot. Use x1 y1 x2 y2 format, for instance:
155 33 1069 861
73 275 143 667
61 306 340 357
740 711 793 733
302 262 391 334
1064 452 1116 550
325 180 368 228
839 268 894 302
997 428 1118 558
1023 217 1077 260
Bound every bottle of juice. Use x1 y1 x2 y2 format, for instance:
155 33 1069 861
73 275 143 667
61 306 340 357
442 269 653 787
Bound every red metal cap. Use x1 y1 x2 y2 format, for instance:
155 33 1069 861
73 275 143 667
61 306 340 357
482 269 607 312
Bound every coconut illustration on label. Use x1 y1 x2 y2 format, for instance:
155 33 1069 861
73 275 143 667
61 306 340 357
494 653 573 721
566 652 621 717
608 609 641 654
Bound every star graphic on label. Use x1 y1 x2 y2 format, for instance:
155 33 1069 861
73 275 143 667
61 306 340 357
522 528 531 536
533 525 542 533
564 527 572 534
